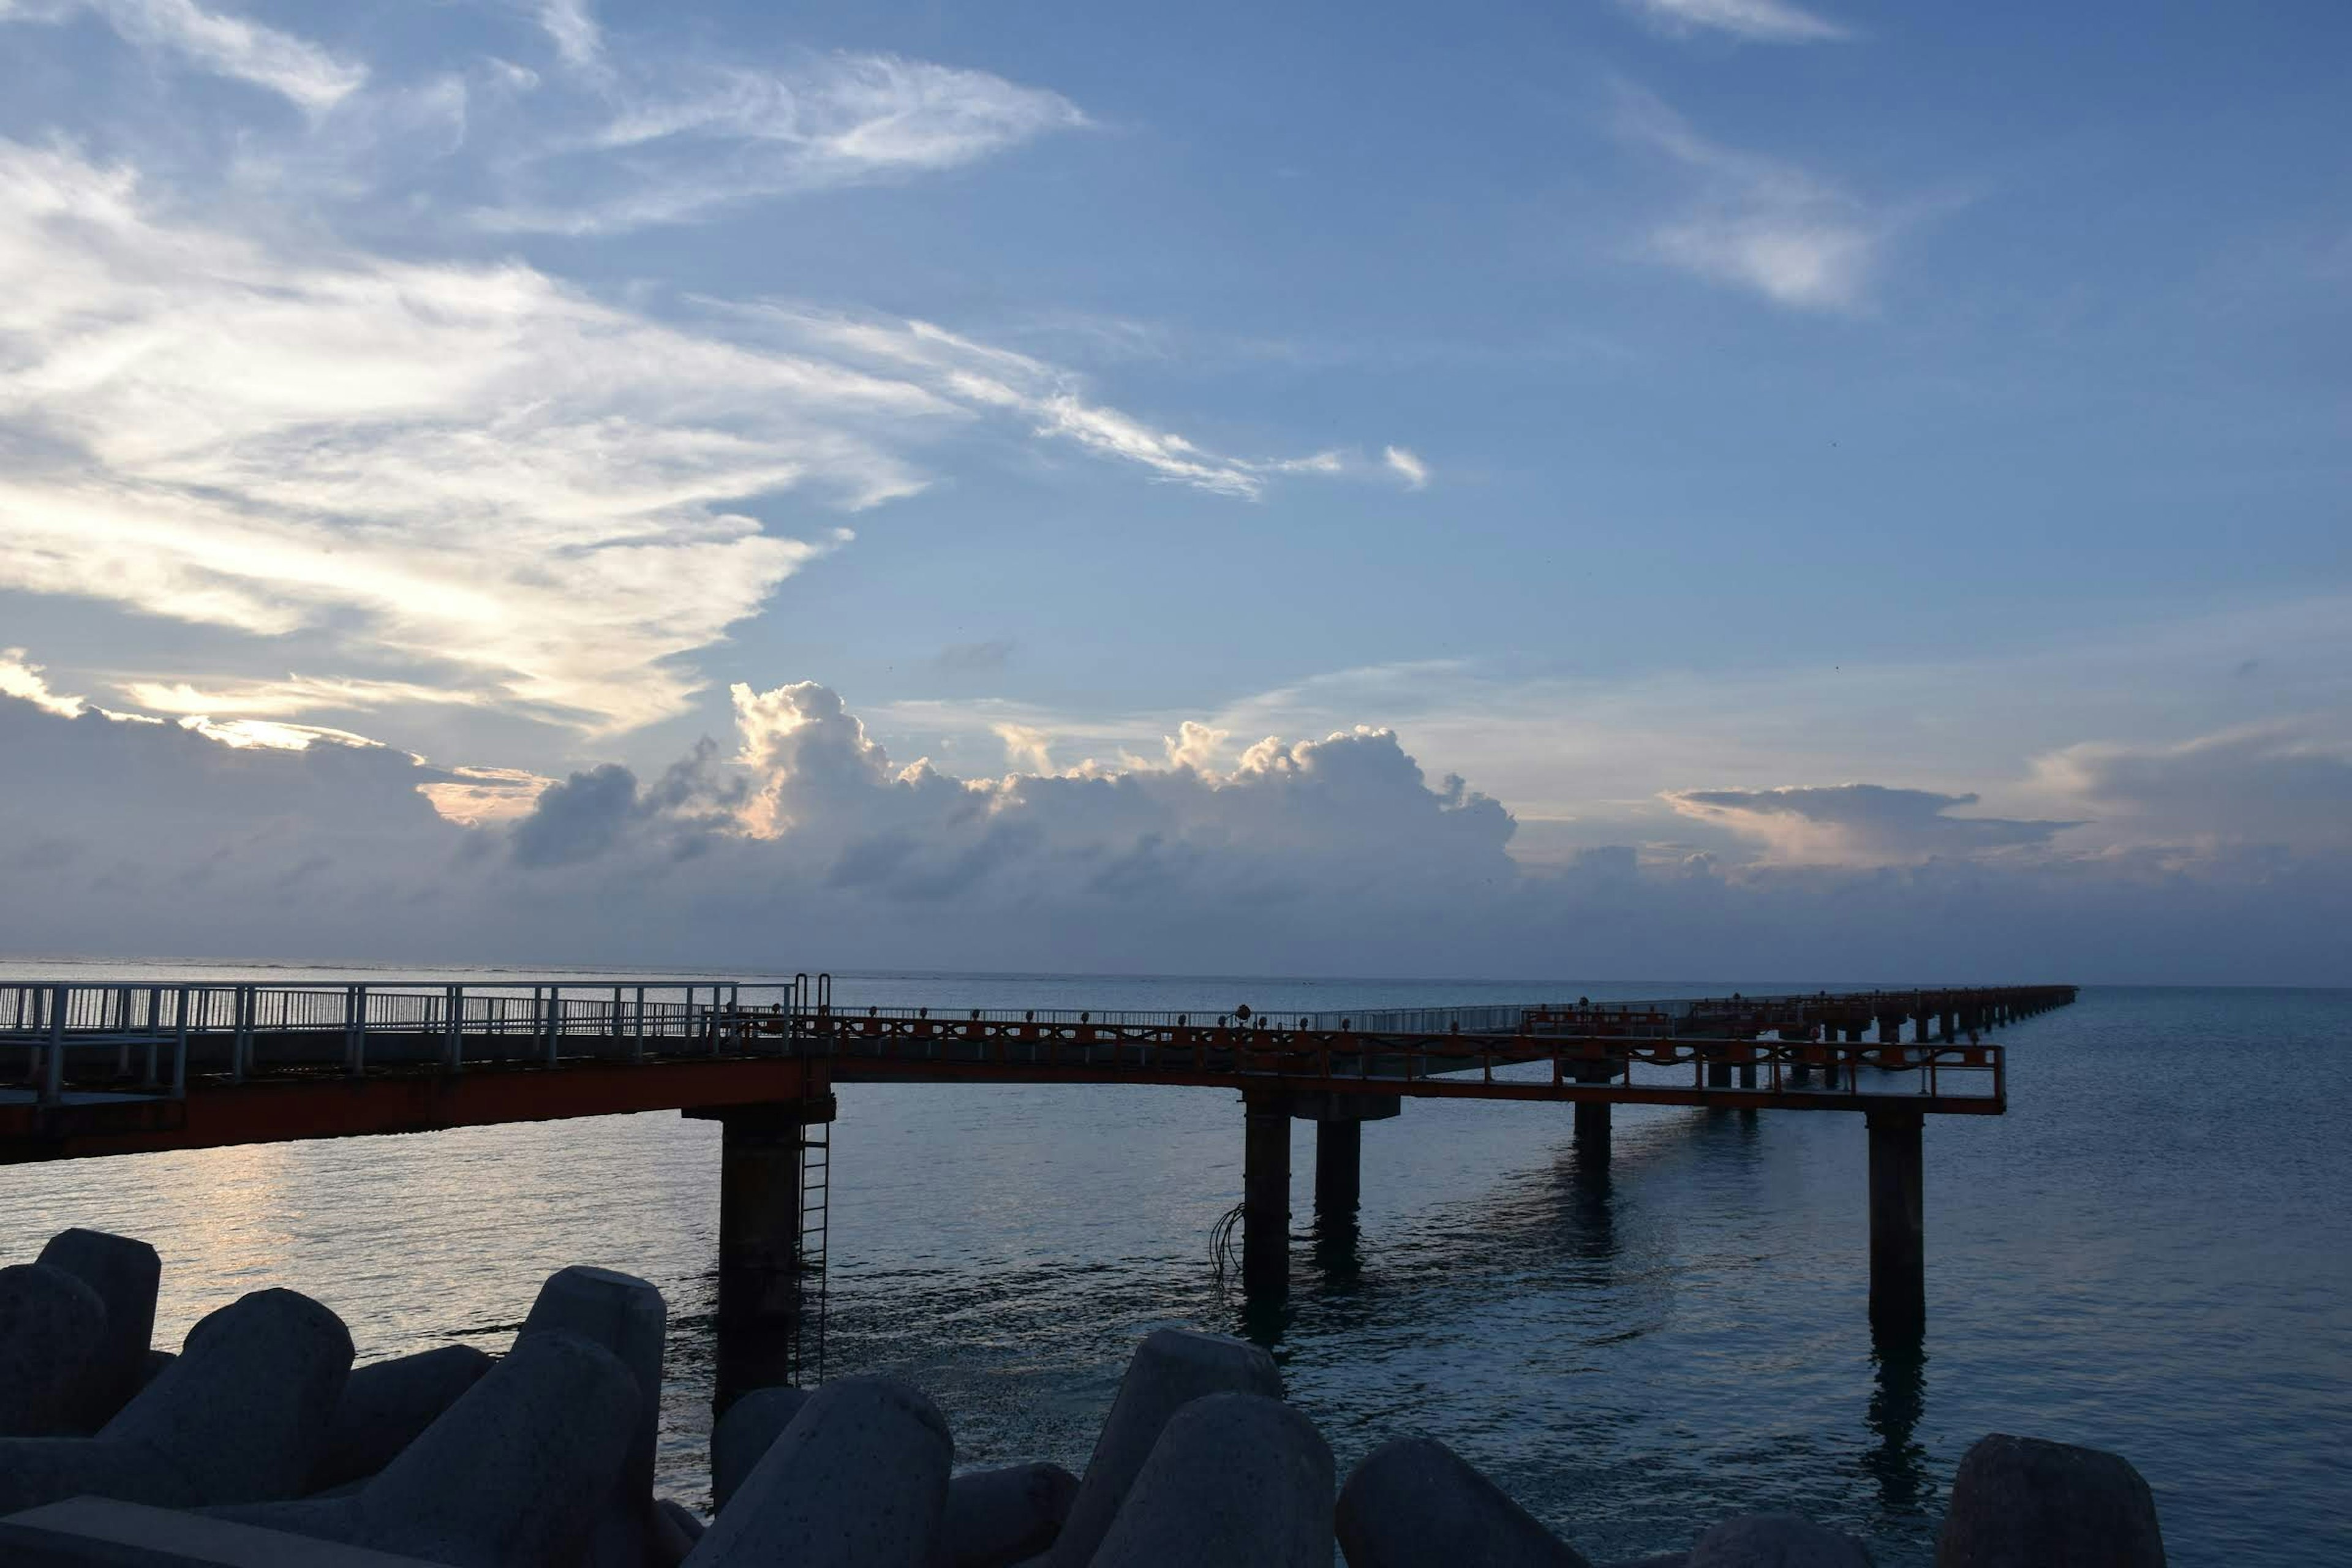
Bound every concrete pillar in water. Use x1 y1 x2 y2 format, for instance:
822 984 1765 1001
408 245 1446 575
1878 1015 1902 1045
1738 1058 1757 1090
1314 1121 1362 1216
693 1098 829 1406
1243 1091 1292 1298
1914 1012 1934 1044
1286 1091 1399 1225
1707 1057 1733 1088
1940 1012 1958 1042
1867 1109 1926 1335
1572 1058 1612 1158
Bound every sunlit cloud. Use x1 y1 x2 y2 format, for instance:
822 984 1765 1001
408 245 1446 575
0 143 1395 735
1662 783 2076 864
0 647 86 718
118 675 493 717
1383 445 1431 489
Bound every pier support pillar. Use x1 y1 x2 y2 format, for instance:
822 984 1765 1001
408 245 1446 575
1867 1109 1926 1336
1707 1059 1733 1088
1243 1091 1291 1297
1738 1060 1757 1089
695 1096 833 1406
1572 1059 1612 1158
1879 1016 1902 1045
1314 1121 1361 1216
1914 1014 1934 1044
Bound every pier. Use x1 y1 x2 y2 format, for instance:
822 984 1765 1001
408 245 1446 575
1 978 2075 1362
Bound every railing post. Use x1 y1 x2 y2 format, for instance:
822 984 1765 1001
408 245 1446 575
172 986 189 1098
351 984 368 1076
42 984 67 1106
142 987 161 1088
633 986 646 1063
232 984 251 1083
445 984 462 1072
545 987 560 1058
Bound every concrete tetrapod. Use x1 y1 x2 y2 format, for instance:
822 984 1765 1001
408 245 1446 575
1090 1391 1335 1568
0 1287 353 1515
1687 1514 1873 1567
518 1265 669 1568
687 1374 954 1568
940 1461 1081 1568
1936 1433 2165 1567
307 1344 496 1493
0 1264 107 1438
1043 1327 1284 1568
35 1230 160 1430
357 1330 643 1568
1335 1436 1595 1568
206 1330 642 1568
710 1385 810 1514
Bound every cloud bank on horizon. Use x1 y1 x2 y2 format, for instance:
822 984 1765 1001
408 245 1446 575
0 0 2345 982
4 658 2347 983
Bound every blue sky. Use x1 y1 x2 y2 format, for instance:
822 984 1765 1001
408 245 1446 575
1 0 2346 978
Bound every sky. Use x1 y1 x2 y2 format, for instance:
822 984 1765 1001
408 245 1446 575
0 0 2346 982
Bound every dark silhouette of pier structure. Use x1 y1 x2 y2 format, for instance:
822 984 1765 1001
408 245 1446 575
2 977 2073 1384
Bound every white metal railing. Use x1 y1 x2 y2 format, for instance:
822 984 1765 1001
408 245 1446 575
0 979 788 1106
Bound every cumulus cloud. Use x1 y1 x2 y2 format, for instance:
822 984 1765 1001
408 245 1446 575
1 647 86 718
1663 783 2078 864
1616 88 1890 313
4 0 367 111
1618 0 1849 44
4 675 2348 983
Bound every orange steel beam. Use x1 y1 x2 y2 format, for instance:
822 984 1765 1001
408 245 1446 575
0 1055 833 1164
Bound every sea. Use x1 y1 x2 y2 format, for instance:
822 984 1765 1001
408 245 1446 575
4 962 2346 1566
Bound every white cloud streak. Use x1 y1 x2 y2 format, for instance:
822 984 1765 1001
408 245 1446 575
4 0 367 111
1384 445 1431 489
483 50 1088 234
0 143 1402 733
1616 88 1887 312
1619 0 1849 44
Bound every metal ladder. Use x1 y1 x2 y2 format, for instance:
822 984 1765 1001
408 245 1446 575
791 1125 831 1383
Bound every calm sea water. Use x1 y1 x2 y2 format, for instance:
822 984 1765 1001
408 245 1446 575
4 964 2346 1566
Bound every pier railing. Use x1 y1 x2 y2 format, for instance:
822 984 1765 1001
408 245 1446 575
0 979 788 1106
3 976 2065 1112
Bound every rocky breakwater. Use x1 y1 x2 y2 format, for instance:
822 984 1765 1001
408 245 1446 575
0 1231 2169 1566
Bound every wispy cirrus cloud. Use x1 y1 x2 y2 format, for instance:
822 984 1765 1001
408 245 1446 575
480 47 1089 234
2 0 366 111
1617 0 1849 45
1615 87 1890 312
0 141 1404 733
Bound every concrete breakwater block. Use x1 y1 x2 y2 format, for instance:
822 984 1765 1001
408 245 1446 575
0 1263 108 1438
519 1265 669 1568
112 1287 355 1507
712 1385 811 1514
688 1374 953 1568
308 1343 495 1493
0 1497 447 1567
0 1288 353 1518
205 1330 643 1568
360 1329 643 1568
1090 1391 1334 1568
1045 1327 1284 1568
36 1229 160 1430
1336 1436 1594 1568
942 1461 1080 1568
1936 1433 2165 1567
1687 1513 1872 1567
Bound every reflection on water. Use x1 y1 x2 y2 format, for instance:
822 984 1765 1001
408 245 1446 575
3 978 2349 1565
1865 1332 1931 1516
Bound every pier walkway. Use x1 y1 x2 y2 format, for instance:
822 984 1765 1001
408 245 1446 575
1 976 2075 1350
